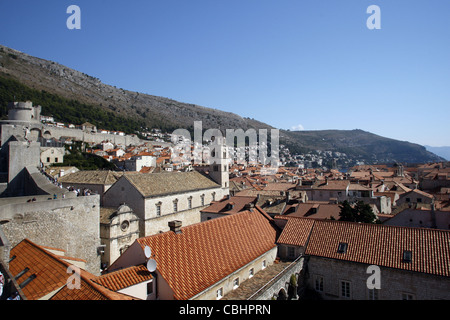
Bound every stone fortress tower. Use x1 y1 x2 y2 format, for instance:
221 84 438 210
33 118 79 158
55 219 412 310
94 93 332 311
6 101 42 125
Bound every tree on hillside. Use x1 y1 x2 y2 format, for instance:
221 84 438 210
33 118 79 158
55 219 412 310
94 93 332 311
339 200 378 223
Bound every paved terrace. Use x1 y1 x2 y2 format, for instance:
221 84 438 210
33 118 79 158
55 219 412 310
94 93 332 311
221 259 294 300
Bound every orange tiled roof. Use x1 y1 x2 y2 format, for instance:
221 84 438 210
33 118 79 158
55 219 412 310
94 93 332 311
285 203 341 220
92 265 153 292
9 239 72 300
50 269 135 300
305 220 450 277
9 239 134 300
200 196 257 214
276 216 315 247
136 209 278 300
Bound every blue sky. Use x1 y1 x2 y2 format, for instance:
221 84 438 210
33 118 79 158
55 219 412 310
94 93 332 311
1 0 449 146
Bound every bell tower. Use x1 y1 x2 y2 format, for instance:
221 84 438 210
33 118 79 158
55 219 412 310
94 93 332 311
209 136 230 195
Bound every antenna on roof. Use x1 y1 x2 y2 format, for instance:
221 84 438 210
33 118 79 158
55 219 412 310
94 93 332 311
143 245 157 272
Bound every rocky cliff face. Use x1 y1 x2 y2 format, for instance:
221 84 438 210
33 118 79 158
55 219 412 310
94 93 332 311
0 44 444 164
0 44 270 133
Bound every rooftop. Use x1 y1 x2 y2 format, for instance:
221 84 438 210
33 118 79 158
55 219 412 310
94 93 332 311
135 208 278 300
201 196 257 214
8 239 134 300
305 219 450 277
123 171 220 198
58 170 124 185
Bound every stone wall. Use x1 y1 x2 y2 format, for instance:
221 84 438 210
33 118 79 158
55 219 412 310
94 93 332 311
42 125 142 146
0 195 101 275
192 247 278 300
306 256 450 300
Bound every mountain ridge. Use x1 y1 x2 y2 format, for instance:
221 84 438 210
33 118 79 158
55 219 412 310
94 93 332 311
0 44 444 165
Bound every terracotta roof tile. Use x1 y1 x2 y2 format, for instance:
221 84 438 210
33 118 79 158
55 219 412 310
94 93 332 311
9 239 75 300
136 209 278 300
305 220 450 277
276 217 315 247
200 196 257 214
93 265 153 292
50 269 135 300
9 239 134 300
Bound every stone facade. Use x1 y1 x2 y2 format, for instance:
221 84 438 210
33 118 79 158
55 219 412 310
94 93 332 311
100 204 140 268
1 195 101 275
103 175 227 236
192 247 278 300
40 147 65 166
306 256 450 300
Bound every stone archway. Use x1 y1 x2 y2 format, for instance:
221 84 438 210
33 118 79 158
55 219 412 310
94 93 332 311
43 130 52 139
29 128 42 140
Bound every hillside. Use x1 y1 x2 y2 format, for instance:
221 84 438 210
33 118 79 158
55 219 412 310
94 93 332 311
425 146 450 161
0 44 444 165
284 129 443 164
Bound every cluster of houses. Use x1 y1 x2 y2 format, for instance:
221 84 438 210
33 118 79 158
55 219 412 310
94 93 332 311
1 105 448 301
3 151 449 301
88 141 174 173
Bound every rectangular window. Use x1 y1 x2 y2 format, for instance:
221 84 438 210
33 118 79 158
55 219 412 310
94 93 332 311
262 260 267 269
147 281 153 295
368 288 379 300
55 157 59 162
233 278 239 289
201 195 205 206
314 276 324 292
288 246 295 258
216 287 223 300
340 280 351 299
173 201 178 212
156 204 161 217
337 242 348 254
249 268 254 278
403 250 412 263
188 198 192 209
401 293 415 300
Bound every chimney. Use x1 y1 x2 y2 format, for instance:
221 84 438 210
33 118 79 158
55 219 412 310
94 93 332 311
168 220 182 234
244 203 254 212
431 199 437 229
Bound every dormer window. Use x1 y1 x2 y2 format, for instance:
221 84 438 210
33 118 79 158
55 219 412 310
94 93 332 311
337 242 348 254
403 250 412 263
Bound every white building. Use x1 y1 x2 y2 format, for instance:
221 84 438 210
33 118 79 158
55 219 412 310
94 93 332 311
107 208 278 300
124 154 156 172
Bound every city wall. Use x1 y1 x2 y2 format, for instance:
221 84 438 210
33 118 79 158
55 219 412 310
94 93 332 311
0 195 101 275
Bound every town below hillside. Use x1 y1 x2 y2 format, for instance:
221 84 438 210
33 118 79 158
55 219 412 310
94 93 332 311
0 44 444 166
1 99 449 302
